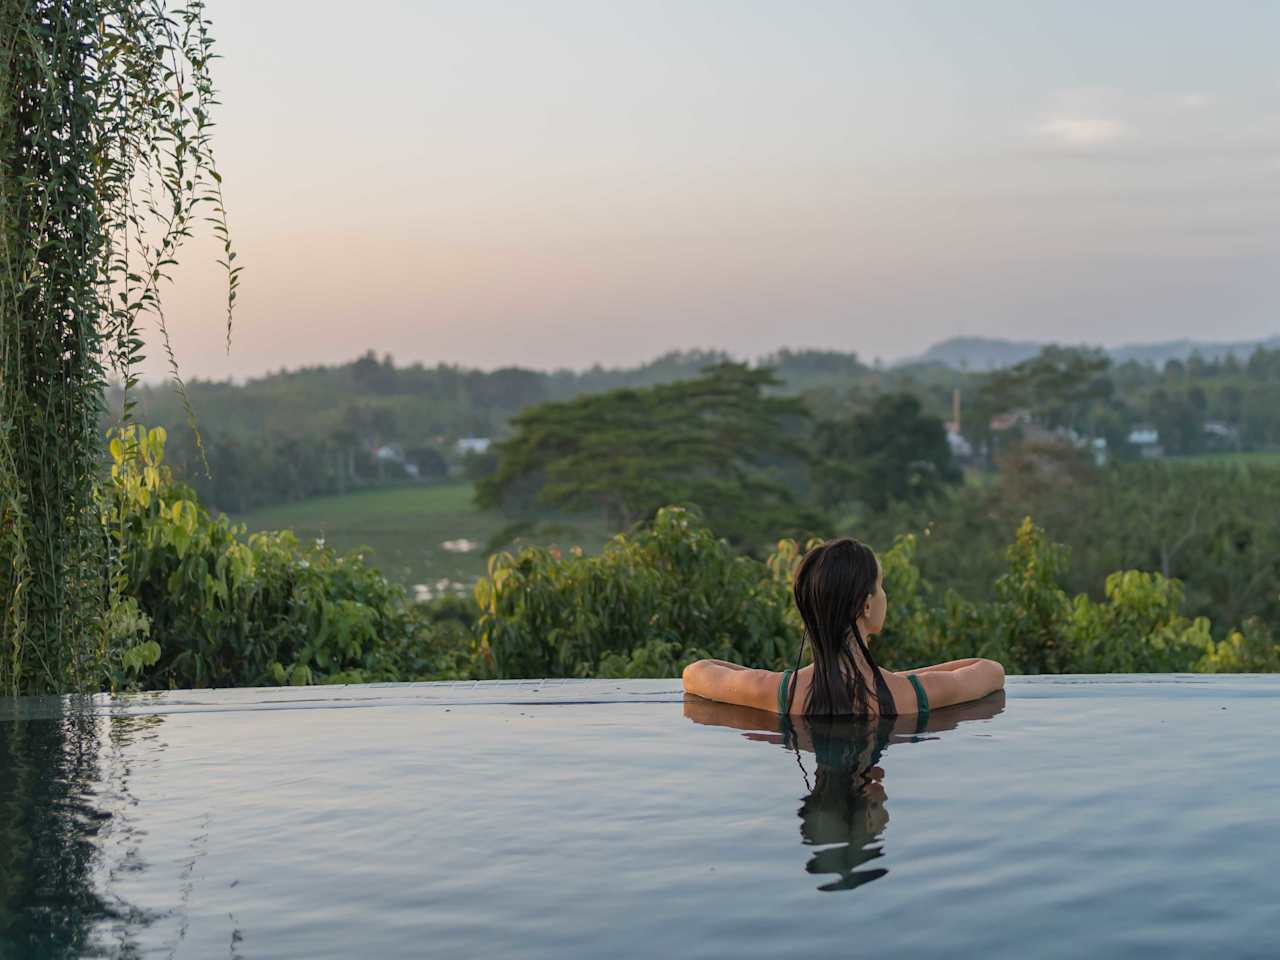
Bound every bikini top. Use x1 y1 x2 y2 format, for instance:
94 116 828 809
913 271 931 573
777 668 931 728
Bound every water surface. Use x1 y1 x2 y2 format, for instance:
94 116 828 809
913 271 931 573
2 676 1278 959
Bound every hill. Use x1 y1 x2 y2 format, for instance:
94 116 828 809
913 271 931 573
900 334 1280 371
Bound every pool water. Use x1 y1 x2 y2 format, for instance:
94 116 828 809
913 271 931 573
2 676 1278 959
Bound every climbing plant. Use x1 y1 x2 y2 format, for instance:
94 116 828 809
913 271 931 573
0 0 236 694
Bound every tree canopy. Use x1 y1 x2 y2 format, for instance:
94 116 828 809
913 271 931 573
476 363 823 546
814 392 962 512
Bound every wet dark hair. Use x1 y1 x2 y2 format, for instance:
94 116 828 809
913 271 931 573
784 537 895 718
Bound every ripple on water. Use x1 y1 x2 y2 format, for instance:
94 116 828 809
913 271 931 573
1 678 1279 959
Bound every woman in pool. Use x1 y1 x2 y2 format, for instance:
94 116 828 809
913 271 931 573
682 537 1005 717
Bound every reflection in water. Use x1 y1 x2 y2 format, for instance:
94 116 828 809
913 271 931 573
792 715 894 891
0 699 163 959
684 692 1005 893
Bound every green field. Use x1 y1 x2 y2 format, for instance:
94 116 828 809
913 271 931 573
1169 451 1280 466
232 484 610 593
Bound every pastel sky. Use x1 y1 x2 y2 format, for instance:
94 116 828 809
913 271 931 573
155 0 1280 380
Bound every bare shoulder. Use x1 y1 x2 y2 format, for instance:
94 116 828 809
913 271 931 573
682 659 780 712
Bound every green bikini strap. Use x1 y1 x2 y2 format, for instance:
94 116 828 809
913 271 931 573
778 668 795 715
907 673 930 734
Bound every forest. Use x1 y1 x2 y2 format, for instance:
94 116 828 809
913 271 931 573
124 341 1280 515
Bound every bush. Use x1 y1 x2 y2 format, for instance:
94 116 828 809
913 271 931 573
474 506 800 678
105 426 476 689
1196 618 1280 673
875 517 1213 675
474 508 1232 680
100 431 1261 688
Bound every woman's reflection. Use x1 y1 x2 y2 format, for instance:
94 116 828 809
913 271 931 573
684 691 1005 892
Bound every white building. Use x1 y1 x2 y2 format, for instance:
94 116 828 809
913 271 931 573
1127 427 1163 458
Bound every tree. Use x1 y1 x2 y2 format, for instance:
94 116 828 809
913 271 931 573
477 364 823 546
814 393 961 512
969 346 1113 451
1 2 235 694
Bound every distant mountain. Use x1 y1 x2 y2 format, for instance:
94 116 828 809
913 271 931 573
898 335 1280 371
897 337 1071 371
1107 336 1280 367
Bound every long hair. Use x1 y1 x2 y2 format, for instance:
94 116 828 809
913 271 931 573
785 538 895 718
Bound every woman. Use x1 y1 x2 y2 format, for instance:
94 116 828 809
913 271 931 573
682 537 1005 717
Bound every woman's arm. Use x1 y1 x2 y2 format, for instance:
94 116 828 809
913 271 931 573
894 658 984 676
916 658 1005 710
682 659 776 712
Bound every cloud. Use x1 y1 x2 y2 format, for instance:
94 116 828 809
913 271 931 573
1175 93 1214 111
1030 115 1129 149
1026 87 1136 150
1027 89 1225 152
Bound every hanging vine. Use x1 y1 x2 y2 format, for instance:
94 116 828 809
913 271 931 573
0 0 237 695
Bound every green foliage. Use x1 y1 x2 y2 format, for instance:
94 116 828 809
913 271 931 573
474 507 800 679
870 458 1280 646
471 508 1234 681
1196 618 1280 673
127 349 735 513
874 517 1214 675
989 518 1074 674
126 338 1280 533
89 456 1280 688
1064 571 1212 674
873 532 993 669
478 364 824 546
1 1 235 694
233 483 610 589
105 426 475 689
964 346 1113 461
814 392 960 511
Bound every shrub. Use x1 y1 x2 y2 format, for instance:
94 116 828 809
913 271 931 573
100 430 1258 688
1196 618 1280 673
1063 570 1211 673
475 509 1228 680
875 517 1213 675
874 531 991 669
474 506 799 678
105 426 475 688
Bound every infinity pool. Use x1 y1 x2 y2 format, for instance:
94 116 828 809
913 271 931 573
2 676 1278 959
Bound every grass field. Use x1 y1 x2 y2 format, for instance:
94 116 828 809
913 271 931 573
1168 451 1280 466
232 484 610 592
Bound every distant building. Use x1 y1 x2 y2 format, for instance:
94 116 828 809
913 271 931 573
988 409 1107 464
1198 419 1239 450
1127 427 1163 459
945 427 973 460
1090 436 1108 467
372 443 419 478
989 411 1031 433
455 436 491 456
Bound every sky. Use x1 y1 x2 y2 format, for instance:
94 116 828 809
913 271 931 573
153 0 1280 380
